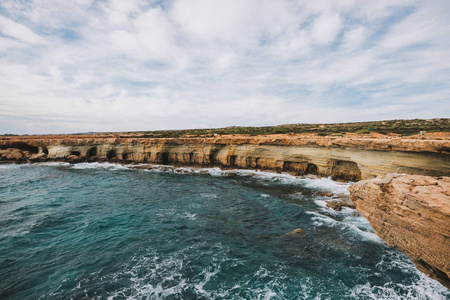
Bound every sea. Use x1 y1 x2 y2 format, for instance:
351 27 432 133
0 162 448 300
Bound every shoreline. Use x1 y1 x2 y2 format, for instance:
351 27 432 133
1 132 449 182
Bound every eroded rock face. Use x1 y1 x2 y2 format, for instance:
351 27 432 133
349 175 450 288
0 134 449 180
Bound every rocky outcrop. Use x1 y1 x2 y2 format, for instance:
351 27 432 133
0 134 449 180
349 175 450 288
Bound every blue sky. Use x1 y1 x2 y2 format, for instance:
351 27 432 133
0 0 449 134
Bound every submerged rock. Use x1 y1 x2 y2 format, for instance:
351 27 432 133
284 228 305 237
349 174 450 288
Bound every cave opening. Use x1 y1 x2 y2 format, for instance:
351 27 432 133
209 151 219 165
255 158 261 168
107 149 117 160
122 153 129 160
42 147 49 155
229 155 237 166
282 161 292 171
87 147 97 158
306 163 318 175
0 142 39 153
70 151 81 156
161 152 169 165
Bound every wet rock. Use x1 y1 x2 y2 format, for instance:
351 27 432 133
326 201 343 211
315 191 334 197
87 156 98 162
66 155 82 163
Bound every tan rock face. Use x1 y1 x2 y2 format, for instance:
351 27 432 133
349 175 450 288
0 134 449 180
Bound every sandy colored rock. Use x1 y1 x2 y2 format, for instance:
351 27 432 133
0 133 449 180
1 148 26 161
29 153 47 161
349 175 450 288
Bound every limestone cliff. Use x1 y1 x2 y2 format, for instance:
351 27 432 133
349 175 450 288
1 134 449 181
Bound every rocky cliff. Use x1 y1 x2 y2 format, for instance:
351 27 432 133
1 134 449 181
349 175 450 288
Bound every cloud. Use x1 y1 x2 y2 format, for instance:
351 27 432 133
311 13 342 45
0 15 44 44
0 0 449 134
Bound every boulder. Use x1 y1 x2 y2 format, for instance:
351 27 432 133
66 155 82 163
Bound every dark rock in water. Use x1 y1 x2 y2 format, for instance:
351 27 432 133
326 201 343 211
326 195 356 211
66 155 82 163
87 156 98 162
315 191 334 197
335 193 350 201
284 228 305 237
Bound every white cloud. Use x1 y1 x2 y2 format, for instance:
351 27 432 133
0 15 44 44
311 13 342 46
0 0 449 134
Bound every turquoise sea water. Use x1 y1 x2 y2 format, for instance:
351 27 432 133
0 163 448 299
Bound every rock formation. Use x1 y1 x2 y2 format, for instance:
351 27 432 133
1 134 449 180
349 175 450 288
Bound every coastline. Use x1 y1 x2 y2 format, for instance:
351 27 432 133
2 132 450 289
1 132 449 181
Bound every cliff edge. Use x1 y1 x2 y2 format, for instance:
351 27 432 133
349 175 450 288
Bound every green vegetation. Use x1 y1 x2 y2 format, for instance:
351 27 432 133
110 118 449 138
4 118 443 138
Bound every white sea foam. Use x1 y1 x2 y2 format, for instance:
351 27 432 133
301 176 351 195
25 161 352 197
0 163 24 169
36 162 71 167
307 211 383 243
70 162 129 170
184 212 197 220
349 276 448 300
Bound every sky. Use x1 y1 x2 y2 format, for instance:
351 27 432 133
0 0 449 134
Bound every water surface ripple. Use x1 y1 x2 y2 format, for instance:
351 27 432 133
0 163 448 299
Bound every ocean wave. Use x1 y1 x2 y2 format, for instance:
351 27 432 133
349 277 449 300
307 210 382 243
21 161 352 196
70 162 129 170
0 163 24 169
36 162 71 167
